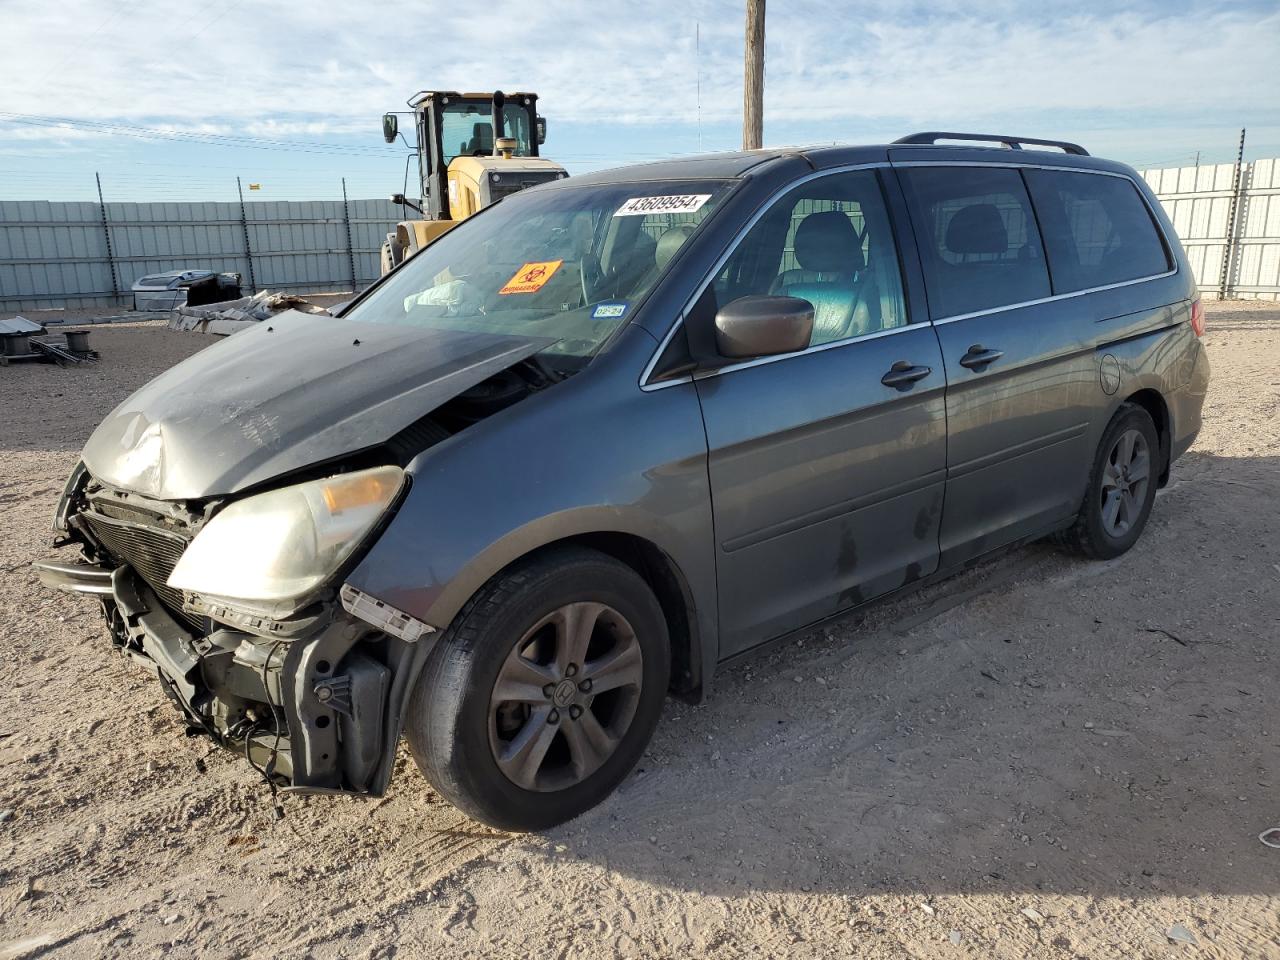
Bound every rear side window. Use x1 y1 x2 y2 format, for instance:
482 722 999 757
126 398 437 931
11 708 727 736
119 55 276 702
1024 169 1172 292
899 167 1050 319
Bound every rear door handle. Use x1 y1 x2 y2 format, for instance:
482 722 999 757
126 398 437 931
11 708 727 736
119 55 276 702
959 344 1004 370
881 360 932 389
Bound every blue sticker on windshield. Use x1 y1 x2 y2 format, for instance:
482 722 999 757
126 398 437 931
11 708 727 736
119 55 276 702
592 302 629 320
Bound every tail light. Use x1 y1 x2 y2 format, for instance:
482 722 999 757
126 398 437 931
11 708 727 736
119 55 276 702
1190 297 1205 337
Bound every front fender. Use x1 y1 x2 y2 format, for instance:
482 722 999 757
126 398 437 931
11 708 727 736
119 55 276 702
344 361 718 684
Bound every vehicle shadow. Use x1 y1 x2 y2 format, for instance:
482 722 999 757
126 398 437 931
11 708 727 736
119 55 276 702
546 450 1280 899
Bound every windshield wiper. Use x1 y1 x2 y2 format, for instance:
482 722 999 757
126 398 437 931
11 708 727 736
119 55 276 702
521 353 567 384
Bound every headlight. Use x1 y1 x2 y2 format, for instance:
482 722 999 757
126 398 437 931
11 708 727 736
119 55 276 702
167 465 404 605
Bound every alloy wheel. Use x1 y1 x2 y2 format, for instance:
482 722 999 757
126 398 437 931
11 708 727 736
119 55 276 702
488 601 644 792
1099 427 1151 537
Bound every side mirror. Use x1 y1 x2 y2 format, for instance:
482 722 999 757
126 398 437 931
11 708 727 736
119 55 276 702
535 116 547 145
382 113 399 144
714 295 814 359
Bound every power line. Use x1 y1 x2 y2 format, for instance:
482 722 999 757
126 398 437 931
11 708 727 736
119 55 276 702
37 0 141 83
186 0 250 43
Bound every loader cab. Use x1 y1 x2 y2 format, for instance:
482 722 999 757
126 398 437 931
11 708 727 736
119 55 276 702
410 90 546 220
380 89 565 275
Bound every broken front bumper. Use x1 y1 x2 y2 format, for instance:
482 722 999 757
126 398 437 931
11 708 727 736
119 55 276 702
34 554 433 797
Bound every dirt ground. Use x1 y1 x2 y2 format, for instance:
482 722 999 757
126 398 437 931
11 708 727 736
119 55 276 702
1 301 1277 959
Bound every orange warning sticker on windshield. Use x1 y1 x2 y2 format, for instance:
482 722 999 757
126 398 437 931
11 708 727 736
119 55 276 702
499 260 563 294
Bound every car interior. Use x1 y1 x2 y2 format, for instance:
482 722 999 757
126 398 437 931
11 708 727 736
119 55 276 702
709 183 905 348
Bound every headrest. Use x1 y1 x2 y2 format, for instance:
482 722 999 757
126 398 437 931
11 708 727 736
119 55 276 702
655 224 695 269
945 203 1007 255
793 211 864 273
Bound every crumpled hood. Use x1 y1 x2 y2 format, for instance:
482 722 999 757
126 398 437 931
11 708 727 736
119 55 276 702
82 310 551 500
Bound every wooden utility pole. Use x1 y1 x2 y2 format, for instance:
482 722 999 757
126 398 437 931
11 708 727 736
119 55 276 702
743 0 765 150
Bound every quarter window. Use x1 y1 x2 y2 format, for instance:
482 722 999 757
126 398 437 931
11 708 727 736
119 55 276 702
1024 169 1171 293
709 170 908 347
899 167 1051 319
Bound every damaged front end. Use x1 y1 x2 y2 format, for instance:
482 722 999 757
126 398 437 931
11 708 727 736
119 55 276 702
35 463 436 798
31 312 573 798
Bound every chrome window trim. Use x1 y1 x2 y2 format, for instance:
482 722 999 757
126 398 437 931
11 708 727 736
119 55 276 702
892 159 1182 324
693 320 933 381
638 157 1184 389
638 161 890 391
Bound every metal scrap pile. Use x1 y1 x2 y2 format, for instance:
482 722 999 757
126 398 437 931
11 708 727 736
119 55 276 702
0 316 99 366
167 290 332 336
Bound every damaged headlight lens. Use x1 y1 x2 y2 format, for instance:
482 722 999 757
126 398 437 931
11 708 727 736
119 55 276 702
167 466 404 604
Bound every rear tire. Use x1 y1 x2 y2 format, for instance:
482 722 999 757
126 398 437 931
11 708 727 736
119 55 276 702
1059 403 1160 560
405 547 670 832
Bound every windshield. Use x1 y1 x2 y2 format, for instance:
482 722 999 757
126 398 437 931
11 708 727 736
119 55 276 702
348 180 732 365
441 102 533 163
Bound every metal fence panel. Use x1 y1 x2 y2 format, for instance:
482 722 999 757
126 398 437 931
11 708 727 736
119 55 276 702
1145 157 1280 300
0 195 400 312
7 160 1280 310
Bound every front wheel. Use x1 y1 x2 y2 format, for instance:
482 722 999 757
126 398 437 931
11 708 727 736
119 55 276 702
405 547 670 832
1059 403 1161 560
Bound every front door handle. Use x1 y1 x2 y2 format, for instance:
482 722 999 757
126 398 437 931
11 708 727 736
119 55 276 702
881 360 932 389
959 344 1004 370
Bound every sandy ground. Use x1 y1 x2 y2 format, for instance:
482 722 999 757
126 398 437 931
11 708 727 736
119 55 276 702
0 302 1277 959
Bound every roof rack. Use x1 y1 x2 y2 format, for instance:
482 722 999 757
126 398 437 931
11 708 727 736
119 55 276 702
893 132 1089 156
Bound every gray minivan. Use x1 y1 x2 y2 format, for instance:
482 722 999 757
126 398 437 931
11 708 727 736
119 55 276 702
37 132 1209 831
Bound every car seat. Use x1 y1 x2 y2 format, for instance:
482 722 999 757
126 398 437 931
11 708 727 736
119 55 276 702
773 211 868 344
940 203 1048 312
465 122 493 157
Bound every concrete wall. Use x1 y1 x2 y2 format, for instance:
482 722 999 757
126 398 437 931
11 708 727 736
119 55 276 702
0 197 400 312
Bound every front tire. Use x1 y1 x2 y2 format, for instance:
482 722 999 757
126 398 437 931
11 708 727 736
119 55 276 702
1060 403 1160 560
405 547 670 832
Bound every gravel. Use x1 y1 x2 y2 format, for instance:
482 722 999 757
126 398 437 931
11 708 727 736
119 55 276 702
0 301 1277 959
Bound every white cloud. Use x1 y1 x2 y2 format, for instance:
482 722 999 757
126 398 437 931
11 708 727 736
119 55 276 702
0 0 1275 140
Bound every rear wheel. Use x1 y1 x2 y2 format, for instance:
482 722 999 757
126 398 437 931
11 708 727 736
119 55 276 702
1059 404 1160 560
405 547 670 832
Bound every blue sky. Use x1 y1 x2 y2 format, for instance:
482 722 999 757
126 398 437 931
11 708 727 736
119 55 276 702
1 0 1277 202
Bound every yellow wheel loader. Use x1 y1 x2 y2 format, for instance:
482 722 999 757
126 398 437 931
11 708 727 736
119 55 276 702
379 90 568 274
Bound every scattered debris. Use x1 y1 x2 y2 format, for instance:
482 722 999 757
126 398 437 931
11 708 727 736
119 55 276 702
167 290 330 336
1166 923 1198 945
0 317 99 365
1020 906 1045 924
1143 627 1188 647
949 929 962 945
0 809 14 823
132 270 241 312
919 902 935 917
